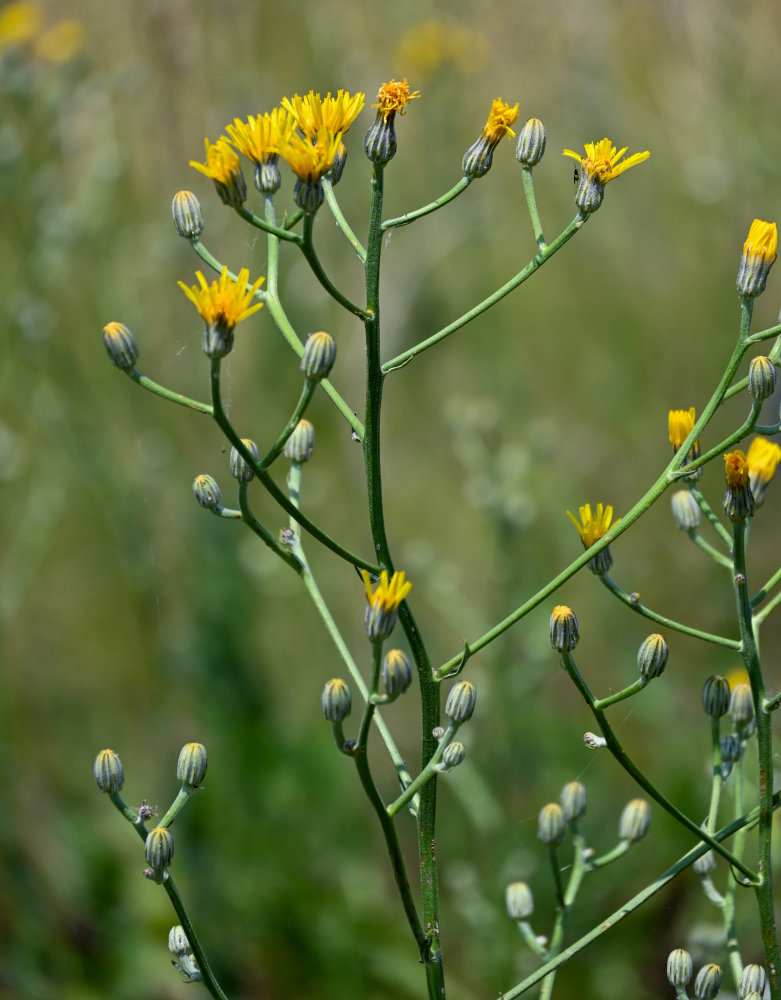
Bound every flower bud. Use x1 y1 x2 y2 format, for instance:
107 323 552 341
694 963 723 1000
693 850 716 876
440 741 466 770
748 355 777 402
723 450 755 522
739 964 767 998
177 742 207 787
94 749 124 793
364 114 397 164
671 489 701 530
666 949 694 988
637 633 668 680
284 420 315 463
328 143 348 185
168 925 190 955
102 321 139 370
193 474 221 511
737 219 777 299
730 683 755 737
145 826 175 870
719 733 741 777
506 881 534 920
583 731 607 749
560 781 587 821
537 802 566 846
172 190 204 238
293 178 325 214
549 605 579 652
702 675 730 718
515 118 547 167
229 439 259 482
618 798 651 842
381 648 413 697
445 680 477 724
321 678 351 722
254 159 281 195
301 331 337 382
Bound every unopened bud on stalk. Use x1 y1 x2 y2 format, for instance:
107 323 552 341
321 678 351 722
172 190 204 238
515 118 547 167
736 219 777 299
748 355 777 401
328 143 348 185
694 963 723 1000
618 798 651 842
723 450 754 522
702 675 730 717
168 925 190 955
440 741 466 770
301 331 337 382
671 489 701 530
560 781 587 821
381 648 413 697
583 731 607 749
637 633 668 679
719 733 741 777
693 850 716 876
445 680 477 724
102 321 139 370
177 742 208 787
94 749 124 793
284 420 315 463
730 683 755 737
145 826 175 870
193 474 221 511
506 881 534 919
229 439 259 482
537 802 566 846
666 949 694 988
549 605 579 652
739 964 767 998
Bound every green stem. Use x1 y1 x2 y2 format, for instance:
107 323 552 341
157 785 196 829
381 212 587 372
521 166 545 251
539 832 589 1000
691 484 734 551
387 721 457 817
236 480 300 570
560 649 757 881
259 380 317 470
301 213 369 319
233 205 302 243
126 368 213 414
592 677 648 711
323 177 366 261
382 176 472 230
599 574 740 649
671 400 762 480
688 529 734 569
750 564 781 608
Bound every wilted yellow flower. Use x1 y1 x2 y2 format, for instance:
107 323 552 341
723 450 754 521
282 90 365 139
567 503 615 547
372 78 420 121
724 450 749 489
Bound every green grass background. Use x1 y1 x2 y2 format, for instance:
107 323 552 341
2 1 781 997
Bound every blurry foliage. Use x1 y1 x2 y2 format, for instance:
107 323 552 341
2 0 781 997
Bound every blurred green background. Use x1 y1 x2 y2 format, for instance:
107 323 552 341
3 1 781 997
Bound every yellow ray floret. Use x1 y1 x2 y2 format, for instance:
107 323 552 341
372 78 420 120
190 137 242 186
746 437 781 488
481 98 519 143
562 138 649 184
178 266 265 330
723 450 749 489
280 130 343 182
668 407 696 450
567 503 615 548
282 89 365 139
361 569 413 614
225 109 295 163
742 219 778 265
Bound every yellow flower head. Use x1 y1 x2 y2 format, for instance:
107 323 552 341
190 137 246 206
178 266 264 330
746 436 781 505
282 90 365 139
741 219 777 267
372 78 420 121
225 109 295 164
724 450 749 489
481 98 519 143
737 219 778 298
360 569 412 642
280 130 343 183
668 407 696 451
0 2 40 48
562 138 650 185
567 503 615 548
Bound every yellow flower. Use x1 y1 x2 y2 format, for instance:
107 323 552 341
372 78 420 121
225 109 295 164
563 138 649 214
178 266 264 358
0 2 40 48
668 408 696 451
280 130 342 184
567 503 614 548
723 450 754 521
360 569 413 642
724 450 749 489
462 97 519 179
746 436 781 505
282 90 365 139
481 98 519 143
190 138 246 206
737 219 778 298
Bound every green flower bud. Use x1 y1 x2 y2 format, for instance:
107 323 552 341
445 680 477 724
193 473 221 511
145 826 175 870
177 742 207 787
742 993 763 1000
549 605 579 652
229 439 259 483
381 648 413 697
364 113 397 164
293 178 324 214
168 925 190 955
537 802 566 846
284 419 315 463
560 781 587 821
172 190 204 238
719 733 741 777
618 798 651 842
748 356 776 402
254 158 281 195
327 142 347 185
666 949 694 988
301 331 337 382
738 964 767 998
505 881 534 920
440 741 466 770
515 118 547 167
702 675 731 717
321 678 351 722
730 683 755 736
637 633 668 680
693 850 716 876
102 321 139 370
671 489 701 530
694 962 722 1000
94 748 124 793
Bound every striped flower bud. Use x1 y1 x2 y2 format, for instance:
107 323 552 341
537 802 566 846
94 749 124 793
618 798 651 842
702 675 730 718
321 678 351 722
381 648 413 697
229 439 259 483
560 781 587 821
737 219 777 299
284 420 315 463
748 355 776 402
666 949 694 988
440 741 466 770
549 605 579 652
301 331 337 382
730 683 755 737
637 634 668 680
193 474 221 511
506 881 534 920
739 964 767 998
445 680 477 724
177 742 208 787
671 489 701 530
172 190 204 238
694 963 722 1000
102 321 139 370
515 118 546 167
145 826 175 870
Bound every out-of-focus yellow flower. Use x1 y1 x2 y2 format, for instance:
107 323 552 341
668 408 696 451
34 19 83 62
395 18 490 78
0 1 40 49
567 503 615 548
282 90 365 139
372 78 420 121
746 436 781 505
